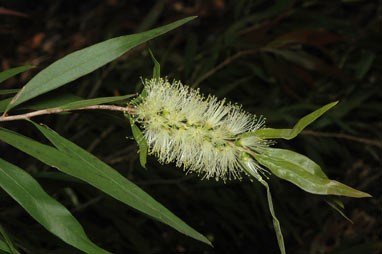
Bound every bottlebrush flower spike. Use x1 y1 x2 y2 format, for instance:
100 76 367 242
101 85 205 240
132 78 268 181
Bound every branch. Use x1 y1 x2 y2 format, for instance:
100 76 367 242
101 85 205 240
191 49 261 88
302 130 382 148
0 105 133 122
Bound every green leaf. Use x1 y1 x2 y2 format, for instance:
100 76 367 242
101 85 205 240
325 197 353 223
255 148 371 198
22 93 83 110
33 171 84 183
54 94 134 109
148 48 160 79
253 101 339 139
5 16 197 113
243 166 285 254
263 148 329 178
1 94 82 114
0 66 34 83
0 237 12 253
33 122 210 245
126 114 148 168
0 125 211 246
0 98 12 113
0 225 18 254
0 158 110 254
262 149 356 221
0 89 19 95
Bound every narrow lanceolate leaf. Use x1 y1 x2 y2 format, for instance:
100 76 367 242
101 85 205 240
148 48 160 79
255 148 371 198
245 168 285 254
254 101 339 139
325 197 353 223
0 126 211 246
0 98 12 113
0 89 19 95
0 238 13 254
33 122 209 245
5 16 197 113
21 93 82 110
54 94 134 109
126 114 148 168
0 66 34 83
0 225 18 254
263 148 328 178
0 158 110 254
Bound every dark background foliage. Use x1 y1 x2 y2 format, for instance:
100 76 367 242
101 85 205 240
0 0 381 253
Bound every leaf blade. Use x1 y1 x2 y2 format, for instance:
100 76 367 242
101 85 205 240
148 48 160 79
0 125 211 246
0 158 110 254
0 225 18 254
0 66 34 83
254 101 339 139
0 89 19 95
126 114 148 168
55 94 134 109
5 16 197 112
255 149 371 198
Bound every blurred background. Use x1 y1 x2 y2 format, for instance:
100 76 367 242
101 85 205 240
0 0 381 253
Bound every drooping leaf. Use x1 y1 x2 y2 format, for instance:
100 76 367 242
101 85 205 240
0 66 34 83
0 158 110 254
243 164 285 254
253 101 338 139
5 16 197 113
255 148 371 198
0 126 211 246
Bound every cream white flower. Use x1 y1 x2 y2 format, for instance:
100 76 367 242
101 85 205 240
133 78 268 181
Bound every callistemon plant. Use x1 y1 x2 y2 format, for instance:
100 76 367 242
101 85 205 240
128 78 371 254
